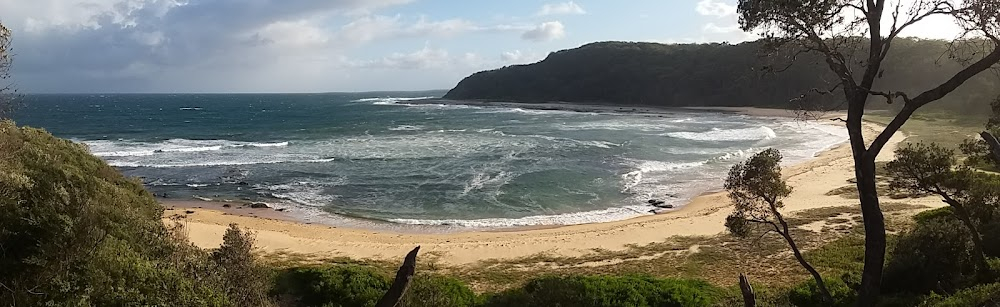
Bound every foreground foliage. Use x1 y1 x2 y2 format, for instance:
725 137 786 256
0 121 270 306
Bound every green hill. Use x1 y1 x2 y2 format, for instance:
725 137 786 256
445 40 998 114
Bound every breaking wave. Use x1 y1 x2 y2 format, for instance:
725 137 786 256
665 126 777 141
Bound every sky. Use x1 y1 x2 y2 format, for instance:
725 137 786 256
0 0 966 93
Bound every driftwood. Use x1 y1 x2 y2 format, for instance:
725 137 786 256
739 273 755 307
375 246 420 307
980 131 1000 164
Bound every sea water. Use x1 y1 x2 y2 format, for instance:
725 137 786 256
15 92 848 230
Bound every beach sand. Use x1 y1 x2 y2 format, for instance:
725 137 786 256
162 109 943 266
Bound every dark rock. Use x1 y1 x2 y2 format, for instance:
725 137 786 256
222 204 231 208
647 199 658 204
275 208 287 212
185 210 195 214
249 202 271 209
648 209 657 214
237 181 249 186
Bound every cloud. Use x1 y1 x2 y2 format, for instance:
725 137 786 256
521 21 566 42
537 2 586 16
703 23 740 34
500 50 546 65
0 0 545 92
350 46 449 69
695 0 737 18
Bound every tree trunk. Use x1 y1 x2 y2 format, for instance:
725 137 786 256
980 131 1000 164
739 273 755 307
780 230 832 302
947 201 991 277
855 156 886 307
376 246 420 307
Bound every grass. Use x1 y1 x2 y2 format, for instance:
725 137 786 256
257 203 929 295
865 109 986 151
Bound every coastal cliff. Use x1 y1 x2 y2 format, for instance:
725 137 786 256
445 40 998 113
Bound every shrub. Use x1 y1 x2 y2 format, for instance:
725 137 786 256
912 207 954 224
787 275 856 307
401 274 479 307
883 212 979 294
0 121 233 305
919 282 1000 307
271 265 391 307
481 275 720 307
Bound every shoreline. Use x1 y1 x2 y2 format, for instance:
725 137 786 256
411 99 828 119
161 103 846 234
160 108 914 266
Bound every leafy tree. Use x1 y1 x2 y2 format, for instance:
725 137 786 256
886 143 994 273
212 224 274 307
724 148 833 302
734 1 1000 304
961 97 1000 169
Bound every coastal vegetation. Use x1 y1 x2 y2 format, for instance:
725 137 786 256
5 119 1000 306
445 38 999 116
729 0 1000 305
724 149 832 303
3 2 1000 306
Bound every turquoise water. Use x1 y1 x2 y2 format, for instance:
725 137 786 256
15 93 847 229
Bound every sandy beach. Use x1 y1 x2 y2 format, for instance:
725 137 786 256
162 108 943 266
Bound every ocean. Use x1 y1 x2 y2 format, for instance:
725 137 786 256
14 92 848 230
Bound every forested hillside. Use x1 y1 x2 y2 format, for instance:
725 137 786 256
446 39 999 113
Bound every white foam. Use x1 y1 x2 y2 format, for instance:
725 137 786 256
388 125 425 131
620 160 706 193
353 96 438 105
665 126 777 141
388 203 661 228
109 157 335 168
87 139 289 157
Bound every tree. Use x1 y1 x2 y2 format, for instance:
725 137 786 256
962 97 1000 168
211 224 273 307
736 1 1000 304
724 149 832 303
885 143 992 276
0 22 15 118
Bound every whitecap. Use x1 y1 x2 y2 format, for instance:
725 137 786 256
388 203 663 228
665 126 777 141
388 125 425 131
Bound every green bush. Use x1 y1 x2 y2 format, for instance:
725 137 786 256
271 265 391 307
481 275 720 307
919 282 1000 307
912 207 955 224
0 122 278 306
787 275 857 307
401 274 480 307
883 212 979 294
0 121 236 306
